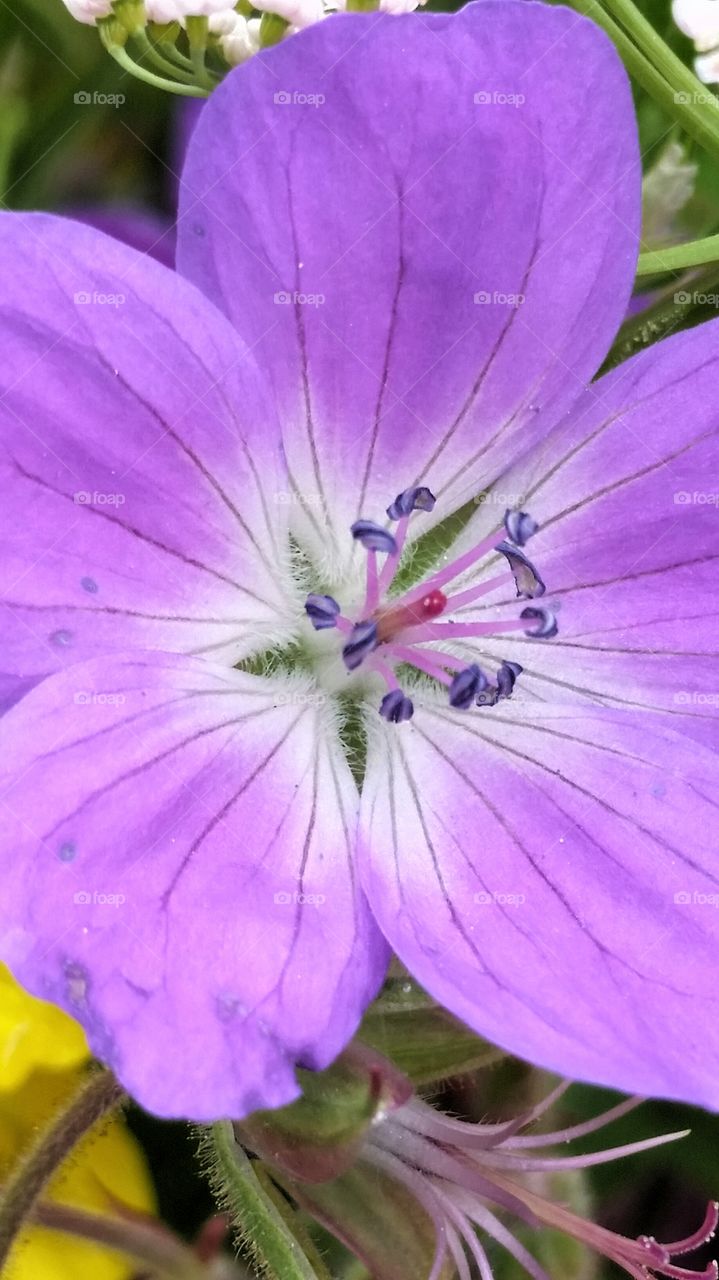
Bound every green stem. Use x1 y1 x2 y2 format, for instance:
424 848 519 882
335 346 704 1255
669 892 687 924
0 1069 124 1272
134 31 199 85
156 39 196 73
185 15 216 89
199 1121 324 1280
566 0 719 159
100 33 210 96
28 1199 203 1280
637 231 719 273
602 261 719 370
604 0 719 111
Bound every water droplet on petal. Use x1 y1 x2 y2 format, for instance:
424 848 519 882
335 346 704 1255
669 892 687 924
193 222 205 237
51 629 73 648
58 841 77 863
80 576 98 594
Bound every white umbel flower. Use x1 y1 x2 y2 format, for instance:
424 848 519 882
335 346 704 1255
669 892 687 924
330 0 427 12
61 0 113 22
208 9 261 64
145 0 236 18
672 0 719 51
61 0 234 22
695 46 719 80
256 0 324 27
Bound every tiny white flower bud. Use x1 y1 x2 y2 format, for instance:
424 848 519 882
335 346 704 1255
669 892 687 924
256 0 325 27
208 9 261 64
145 0 238 19
379 0 427 12
61 0 113 23
695 47 719 80
671 0 719 51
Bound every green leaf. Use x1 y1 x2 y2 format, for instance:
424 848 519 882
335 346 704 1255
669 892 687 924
359 978 504 1086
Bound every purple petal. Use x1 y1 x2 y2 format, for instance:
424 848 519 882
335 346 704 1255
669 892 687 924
176 5 639 567
62 207 176 268
0 212 297 686
0 651 387 1119
359 704 719 1108
452 319 719 748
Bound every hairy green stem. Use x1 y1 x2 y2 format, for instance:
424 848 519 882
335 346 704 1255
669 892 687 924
0 1068 124 1271
199 1121 327 1280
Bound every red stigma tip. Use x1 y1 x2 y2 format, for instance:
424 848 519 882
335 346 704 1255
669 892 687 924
418 589 447 620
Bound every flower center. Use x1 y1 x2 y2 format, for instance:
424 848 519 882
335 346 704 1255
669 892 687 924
304 486 557 723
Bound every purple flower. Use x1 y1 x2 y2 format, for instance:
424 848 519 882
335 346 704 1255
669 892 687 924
355 1088 719 1280
0 3 718 1120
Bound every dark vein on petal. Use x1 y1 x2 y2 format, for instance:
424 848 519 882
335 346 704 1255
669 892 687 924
357 190 406 518
10 458 264 602
438 712 719 887
539 426 715 533
417 721 711 1016
415 182 544 485
43 704 278 843
160 708 306 908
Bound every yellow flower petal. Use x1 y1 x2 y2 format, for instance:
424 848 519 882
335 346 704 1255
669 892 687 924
0 965 88 1090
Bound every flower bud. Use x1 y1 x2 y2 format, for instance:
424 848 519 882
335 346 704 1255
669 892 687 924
237 1044 411 1184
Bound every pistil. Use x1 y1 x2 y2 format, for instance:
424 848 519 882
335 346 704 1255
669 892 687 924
304 488 557 719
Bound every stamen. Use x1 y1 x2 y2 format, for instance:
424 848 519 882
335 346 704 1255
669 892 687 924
496 660 523 697
496 542 546 599
449 664 486 710
363 549 380 616
379 486 437 596
396 619 533 645
342 620 378 671
304 490 554 722
351 519 397 554
394 527 504 611
386 486 437 520
304 593 341 630
475 660 523 708
386 644 460 686
504 508 539 547
443 571 515 612
520 605 559 639
380 689 415 723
